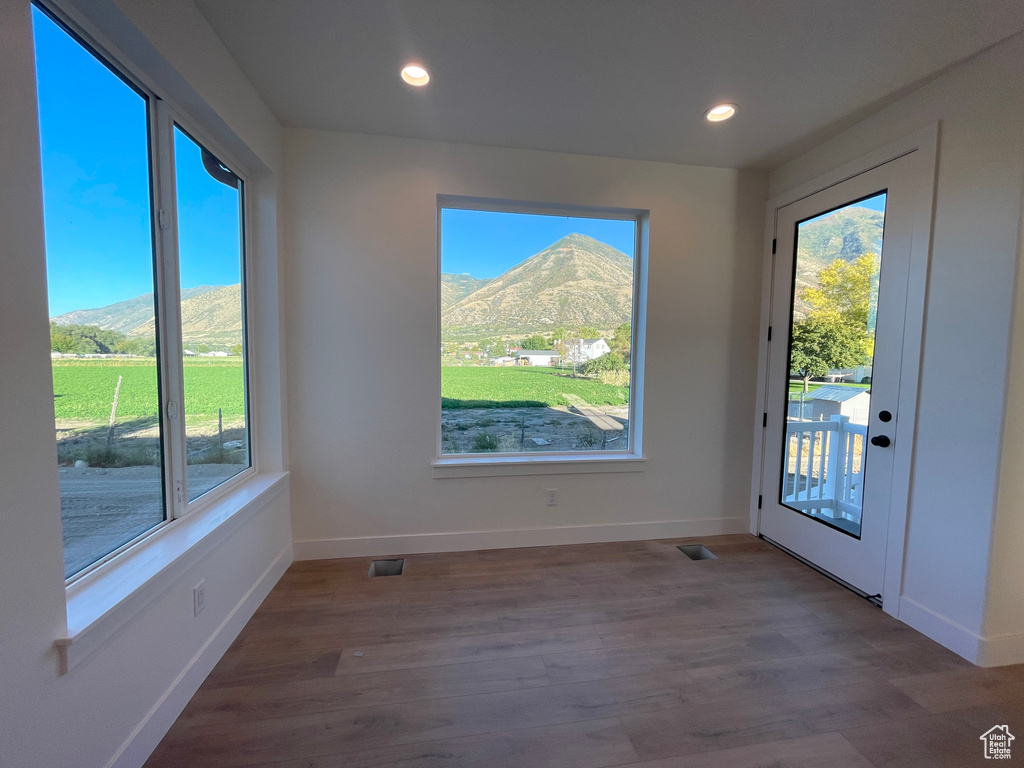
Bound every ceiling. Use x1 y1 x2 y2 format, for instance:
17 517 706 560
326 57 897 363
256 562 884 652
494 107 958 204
194 0 1024 170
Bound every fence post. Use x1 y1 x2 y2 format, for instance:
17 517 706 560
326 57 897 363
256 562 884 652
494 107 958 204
107 375 123 447
823 414 848 504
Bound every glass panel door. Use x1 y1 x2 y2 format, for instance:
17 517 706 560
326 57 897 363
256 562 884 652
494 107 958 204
780 193 886 538
757 149 923 600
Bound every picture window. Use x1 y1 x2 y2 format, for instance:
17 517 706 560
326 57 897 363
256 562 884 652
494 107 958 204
439 202 644 458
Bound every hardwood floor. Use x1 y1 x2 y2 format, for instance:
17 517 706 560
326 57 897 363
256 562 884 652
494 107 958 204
145 535 1024 767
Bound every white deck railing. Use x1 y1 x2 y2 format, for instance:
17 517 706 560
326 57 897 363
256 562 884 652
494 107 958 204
783 414 865 521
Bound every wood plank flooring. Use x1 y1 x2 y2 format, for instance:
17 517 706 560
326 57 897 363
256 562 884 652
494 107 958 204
145 535 1024 767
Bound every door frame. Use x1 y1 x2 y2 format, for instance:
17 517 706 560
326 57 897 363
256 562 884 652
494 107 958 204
749 124 939 617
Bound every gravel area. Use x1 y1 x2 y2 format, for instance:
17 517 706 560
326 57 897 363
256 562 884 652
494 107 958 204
441 405 629 453
60 464 242 577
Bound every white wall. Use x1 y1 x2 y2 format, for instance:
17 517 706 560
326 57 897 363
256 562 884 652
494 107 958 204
284 129 766 558
769 32 1024 663
0 1 291 766
988 138 1024 663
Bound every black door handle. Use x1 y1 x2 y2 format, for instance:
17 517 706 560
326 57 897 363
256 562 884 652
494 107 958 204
870 435 891 447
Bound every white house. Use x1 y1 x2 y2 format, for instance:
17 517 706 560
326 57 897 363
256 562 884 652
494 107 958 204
827 364 872 383
580 338 611 360
515 350 560 366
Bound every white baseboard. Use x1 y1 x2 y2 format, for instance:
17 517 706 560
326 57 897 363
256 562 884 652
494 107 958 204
898 596 1024 666
977 630 1024 667
107 542 293 768
898 596 985 664
292 517 750 561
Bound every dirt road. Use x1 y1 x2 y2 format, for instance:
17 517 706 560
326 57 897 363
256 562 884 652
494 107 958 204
60 464 240 577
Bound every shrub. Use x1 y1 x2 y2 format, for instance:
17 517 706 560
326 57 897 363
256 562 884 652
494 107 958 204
582 352 625 376
574 427 600 449
598 370 629 386
471 432 499 451
497 434 520 452
61 444 157 468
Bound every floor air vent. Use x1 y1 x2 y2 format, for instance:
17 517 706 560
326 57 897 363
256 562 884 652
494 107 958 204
368 559 405 577
677 545 717 561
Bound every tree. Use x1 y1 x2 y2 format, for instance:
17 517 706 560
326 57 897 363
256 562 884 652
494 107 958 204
578 325 600 340
519 334 548 350
611 322 631 358
789 315 865 391
788 254 878 391
583 351 625 375
115 338 157 357
50 322 130 355
554 332 585 375
802 253 878 358
50 326 78 354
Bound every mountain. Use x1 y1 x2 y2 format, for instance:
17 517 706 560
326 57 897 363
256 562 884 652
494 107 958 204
442 233 633 335
794 206 884 313
441 274 490 310
50 284 241 349
51 286 220 336
131 284 242 348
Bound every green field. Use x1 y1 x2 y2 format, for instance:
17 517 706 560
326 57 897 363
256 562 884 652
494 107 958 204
51 358 245 422
442 365 628 408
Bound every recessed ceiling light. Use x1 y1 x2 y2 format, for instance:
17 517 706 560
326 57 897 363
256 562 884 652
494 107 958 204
705 103 737 122
401 64 430 87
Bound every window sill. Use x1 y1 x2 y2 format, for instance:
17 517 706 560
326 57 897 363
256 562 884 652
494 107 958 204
55 471 289 675
431 453 646 478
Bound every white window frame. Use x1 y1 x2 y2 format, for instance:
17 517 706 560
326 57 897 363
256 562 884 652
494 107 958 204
32 0 257 585
157 109 257 517
433 195 649 478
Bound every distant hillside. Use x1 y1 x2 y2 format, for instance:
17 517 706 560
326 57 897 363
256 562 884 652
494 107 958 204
51 284 241 349
51 285 218 335
443 233 633 335
441 274 490 310
795 206 883 314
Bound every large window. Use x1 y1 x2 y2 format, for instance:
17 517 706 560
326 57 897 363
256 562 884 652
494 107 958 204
439 202 642 457
32 3 252 579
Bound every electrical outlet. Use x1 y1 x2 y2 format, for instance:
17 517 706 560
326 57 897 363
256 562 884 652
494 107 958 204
193 581 206 616
546 488 557 506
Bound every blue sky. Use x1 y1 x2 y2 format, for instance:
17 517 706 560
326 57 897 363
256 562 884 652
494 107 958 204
33 6 241 317
441 209 635 278
174 127 242 292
